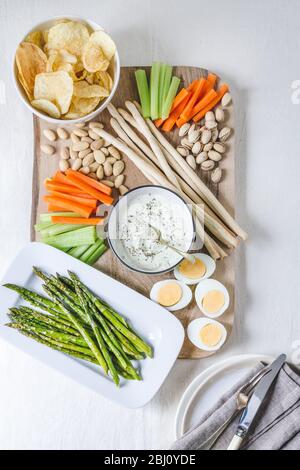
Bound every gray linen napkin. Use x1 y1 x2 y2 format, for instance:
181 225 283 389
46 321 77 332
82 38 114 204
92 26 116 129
171 363 300 450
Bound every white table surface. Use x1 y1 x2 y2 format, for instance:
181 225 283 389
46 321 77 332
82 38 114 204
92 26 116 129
0 0 300 450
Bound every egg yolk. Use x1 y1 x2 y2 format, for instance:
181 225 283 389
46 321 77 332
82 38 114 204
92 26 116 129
179 258 206 279
202 290 225 313
200 323 223 347
157 283 182 307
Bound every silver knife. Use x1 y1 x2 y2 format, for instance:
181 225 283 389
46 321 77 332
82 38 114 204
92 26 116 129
227 353 286 450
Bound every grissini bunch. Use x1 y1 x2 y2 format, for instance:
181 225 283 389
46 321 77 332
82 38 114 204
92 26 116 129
94 104 246 259
108 103 237 250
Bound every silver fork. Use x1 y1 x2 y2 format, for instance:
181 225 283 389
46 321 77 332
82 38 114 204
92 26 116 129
198 365 270 450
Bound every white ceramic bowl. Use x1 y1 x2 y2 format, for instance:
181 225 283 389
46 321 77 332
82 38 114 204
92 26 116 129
107 185 195 275
12 16 120 124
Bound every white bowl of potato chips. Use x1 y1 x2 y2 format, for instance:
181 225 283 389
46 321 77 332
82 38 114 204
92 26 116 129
13 17 120 123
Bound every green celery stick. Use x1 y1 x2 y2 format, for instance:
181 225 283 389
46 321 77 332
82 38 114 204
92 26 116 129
43 226 96 249
135 70 150 118
39 212 83 223
86 243 107 265
158 64 167 118
161 65 172 107
161 76 180 119
68 245 91 259
150 62 161 120
79 239 104 263
34 222 54 232
39 224 85 238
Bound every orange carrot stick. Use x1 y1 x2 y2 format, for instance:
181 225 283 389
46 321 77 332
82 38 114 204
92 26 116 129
64 174 114 206
43 195 93 218
190 89 218 117
193 85 229 123
48 190 98 209
180 78 205 120
162 93 191 132
45 180 94 197
171 88 189 110
154 118 165 128
202 73 217 95
48 204 72 212
187 79 198 92
52 172 78 187
51 216 104 225
65 169 112 196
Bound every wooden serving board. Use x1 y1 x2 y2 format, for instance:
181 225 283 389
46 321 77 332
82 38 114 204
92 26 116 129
32 66 235 359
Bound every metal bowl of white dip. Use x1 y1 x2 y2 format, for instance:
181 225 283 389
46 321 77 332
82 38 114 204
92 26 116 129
107 185 195 275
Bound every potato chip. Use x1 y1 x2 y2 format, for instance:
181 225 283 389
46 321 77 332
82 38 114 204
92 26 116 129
73 81 109 99
34 71 73 114
59 49 77 64
47 21 89 57
16 42 47 98
87 30 116 61
25 31 45 49
82 41 109 73
70 96 101 115
18 73 33 100
85 73 95 84
95 70 113 92
31 99 61 118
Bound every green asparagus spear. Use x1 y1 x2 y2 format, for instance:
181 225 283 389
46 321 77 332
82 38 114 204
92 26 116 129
110 325 145 360
3 284 61 312
95 300 153 357
80 294 141 380
42 282 88 324
67 272 152 357
67 271 128 327
6 323 99 364
11 319 94 355
9 307 80 337
43 284 109 374
32 266 50 283
75 283 120 386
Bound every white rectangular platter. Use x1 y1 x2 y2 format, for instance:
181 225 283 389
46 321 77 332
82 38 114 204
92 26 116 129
0 242 184 408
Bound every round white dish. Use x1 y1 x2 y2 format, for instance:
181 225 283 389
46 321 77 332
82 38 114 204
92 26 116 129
108 185 195 275
12 16 120 124
174 353 273 439
195 278 230 318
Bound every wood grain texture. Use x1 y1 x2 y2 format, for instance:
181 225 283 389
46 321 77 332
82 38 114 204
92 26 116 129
32 66 235 359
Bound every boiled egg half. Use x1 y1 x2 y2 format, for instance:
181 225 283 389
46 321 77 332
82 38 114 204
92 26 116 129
187 317 227 351
195 279 229 318
150 280 192 312
174 253 216 285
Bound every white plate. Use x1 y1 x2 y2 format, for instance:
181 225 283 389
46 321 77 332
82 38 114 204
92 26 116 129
174 354 273 439
0 242 184 408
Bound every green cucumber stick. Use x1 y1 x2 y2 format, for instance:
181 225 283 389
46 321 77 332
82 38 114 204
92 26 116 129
35 222 54 232
79 239 104 263
39 224 84 239
68 245 91 259
135 70 150 118
161 65 172 106
158 64 167 118
150 62 161 120
43 226 96 249
161 76 180 119
86 243 107 265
